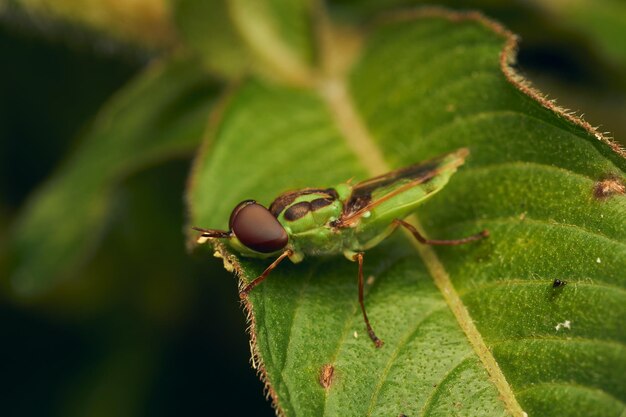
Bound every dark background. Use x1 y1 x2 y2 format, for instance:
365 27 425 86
0 25 275 417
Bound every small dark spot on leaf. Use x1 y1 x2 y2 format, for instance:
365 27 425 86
594 176 625 199
547 278 568 301
319 364 334 389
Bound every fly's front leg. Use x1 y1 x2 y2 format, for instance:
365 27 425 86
353 253 384 348
393 218 488 245
240 249 293 298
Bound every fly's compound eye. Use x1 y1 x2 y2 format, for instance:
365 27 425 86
229 201 288 253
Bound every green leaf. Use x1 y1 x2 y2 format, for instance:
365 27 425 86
9 57 217 296
172 0 315 83
188 9 626 417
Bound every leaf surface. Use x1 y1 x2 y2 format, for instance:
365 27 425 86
188 10 626 417
9 57 218 295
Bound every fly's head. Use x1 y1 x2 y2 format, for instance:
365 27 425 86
193 200 289 258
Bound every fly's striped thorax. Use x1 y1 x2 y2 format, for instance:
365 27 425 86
269 188 344 234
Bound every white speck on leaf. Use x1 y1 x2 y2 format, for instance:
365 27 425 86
596 257 602 264
353 331 358 339
362 211 371 218
555 320 572 331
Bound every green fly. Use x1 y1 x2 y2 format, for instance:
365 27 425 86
193 148 488 348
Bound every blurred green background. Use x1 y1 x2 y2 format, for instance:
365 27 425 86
0 23 275 417
1 1 625 416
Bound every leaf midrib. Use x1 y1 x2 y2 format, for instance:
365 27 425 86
311 9 526 417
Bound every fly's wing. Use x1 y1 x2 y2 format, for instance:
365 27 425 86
339 148 469 231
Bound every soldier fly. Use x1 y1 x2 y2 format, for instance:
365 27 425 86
193 148 488 348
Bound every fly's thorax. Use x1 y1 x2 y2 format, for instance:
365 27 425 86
270 188 344 234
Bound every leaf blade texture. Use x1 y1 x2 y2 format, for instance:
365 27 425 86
188 10 626 417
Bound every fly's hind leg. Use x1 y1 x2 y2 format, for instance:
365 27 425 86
353 253 384 348
393 218 489 245
240 249 293 298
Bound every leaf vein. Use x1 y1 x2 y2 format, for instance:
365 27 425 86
365 303 449 415
419 354 476 416
490 335 626 352
417 109 624 176
462 159 599 183
489 215 624 251
459 278 626 298
321 255 407 416
514 381 626 409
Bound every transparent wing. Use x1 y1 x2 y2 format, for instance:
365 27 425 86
339 148 469 227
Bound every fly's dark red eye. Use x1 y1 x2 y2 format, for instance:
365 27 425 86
229 201 288 253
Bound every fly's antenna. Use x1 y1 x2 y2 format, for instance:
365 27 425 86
191 227 231 244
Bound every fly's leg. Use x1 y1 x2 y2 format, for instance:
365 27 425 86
353 253 384 348
240 249 293 298
393 218 488 245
